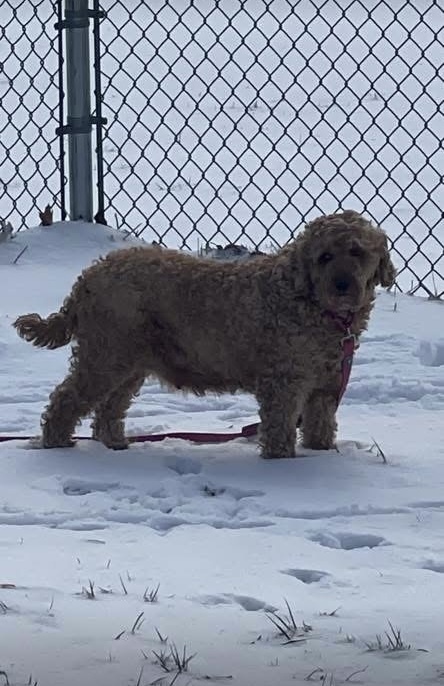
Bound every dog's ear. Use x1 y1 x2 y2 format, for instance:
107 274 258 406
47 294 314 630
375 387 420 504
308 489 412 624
376 237 396 288
273 234 312 297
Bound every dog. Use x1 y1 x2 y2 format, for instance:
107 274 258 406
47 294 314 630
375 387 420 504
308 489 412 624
14 210 395 458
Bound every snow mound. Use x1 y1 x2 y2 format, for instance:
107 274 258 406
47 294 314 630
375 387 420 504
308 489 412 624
0 220 142 268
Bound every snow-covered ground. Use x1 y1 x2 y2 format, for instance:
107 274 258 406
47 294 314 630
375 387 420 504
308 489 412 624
0 222 443 686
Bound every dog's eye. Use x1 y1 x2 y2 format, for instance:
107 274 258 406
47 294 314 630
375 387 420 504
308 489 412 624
318 252 333 265
350 246 364 258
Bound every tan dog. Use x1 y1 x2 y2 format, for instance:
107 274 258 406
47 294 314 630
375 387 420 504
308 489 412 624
14 210 395 458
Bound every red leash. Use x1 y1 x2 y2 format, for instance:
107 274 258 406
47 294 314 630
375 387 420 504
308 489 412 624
130 422 259 443
0 314 357 445
0 423 259 444
324 310 359 405
338 332 358 404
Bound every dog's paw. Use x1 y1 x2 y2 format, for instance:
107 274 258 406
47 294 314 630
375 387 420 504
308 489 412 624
32 436 76 449
261 448 296 459
25 435 45 449
302 439 336 451
104 440 129 450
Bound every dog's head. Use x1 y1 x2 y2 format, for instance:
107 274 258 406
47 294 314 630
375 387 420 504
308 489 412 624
286 210 396 313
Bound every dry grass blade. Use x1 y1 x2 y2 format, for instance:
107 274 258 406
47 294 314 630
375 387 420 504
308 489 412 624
39 204 53 226
144 583 160 603
370 437 387 464
305 667 323 681
266 600 310 643
119 574 128 595
131 611 145 634
155 627 168 643
99 587 113 594
266 611 292 640
385 620 410 650
168 673 181 686
135 666 144 686
0 600 8 614
282 637 307 645
13 245 28 265
365 621 410 653
82 580 95 599
345 666 368 682
364 634 383 651
150 676 180 686
153 648 172 673
196 676 233 681
114 630 125 640
284 598 297 630
170 643 196 672
320 606 341 617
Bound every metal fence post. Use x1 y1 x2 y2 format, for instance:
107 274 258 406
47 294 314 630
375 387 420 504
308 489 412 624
64 0 93 221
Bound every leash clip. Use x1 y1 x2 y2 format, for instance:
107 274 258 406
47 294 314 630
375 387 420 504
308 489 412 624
341 329 359 350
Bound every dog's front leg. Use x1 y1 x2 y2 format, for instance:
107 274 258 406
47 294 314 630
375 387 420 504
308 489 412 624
256 380 305 459
301 390 338 450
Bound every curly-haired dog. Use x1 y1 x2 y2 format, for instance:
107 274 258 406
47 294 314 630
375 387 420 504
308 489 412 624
14 210 395 458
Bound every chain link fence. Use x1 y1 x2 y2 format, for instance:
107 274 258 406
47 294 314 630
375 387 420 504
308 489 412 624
1 1 443 297
99 0 443 296
0 0 65 231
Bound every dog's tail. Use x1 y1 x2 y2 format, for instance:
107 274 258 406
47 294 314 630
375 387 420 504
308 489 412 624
14 295 75 350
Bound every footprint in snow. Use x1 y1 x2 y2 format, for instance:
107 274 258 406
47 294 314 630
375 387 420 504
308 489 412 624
201 483 265 500
165 454 202 475
194 594 276 612
309 531 389 550
281 568 330 584
229 594 277 612
422 561 444 573
62 478 122 496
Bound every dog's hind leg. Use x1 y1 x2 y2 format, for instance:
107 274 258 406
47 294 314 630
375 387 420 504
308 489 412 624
41 347 135 449
91 372 146 449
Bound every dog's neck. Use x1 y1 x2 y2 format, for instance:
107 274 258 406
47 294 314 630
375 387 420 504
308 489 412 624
321 295 375 337
323 309 354 334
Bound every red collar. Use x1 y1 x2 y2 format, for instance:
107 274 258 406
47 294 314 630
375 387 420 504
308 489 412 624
324 309 354 333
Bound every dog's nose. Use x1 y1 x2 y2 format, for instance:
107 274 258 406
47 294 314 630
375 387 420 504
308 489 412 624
334 278 350 294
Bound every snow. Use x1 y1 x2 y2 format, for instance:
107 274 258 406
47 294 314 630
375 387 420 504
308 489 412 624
0 221 443 686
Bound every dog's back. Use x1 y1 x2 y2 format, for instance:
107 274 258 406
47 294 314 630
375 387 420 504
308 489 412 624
15 244 275 394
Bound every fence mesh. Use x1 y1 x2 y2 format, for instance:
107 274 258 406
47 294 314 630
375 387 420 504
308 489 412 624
98 0 444 296
1 1 443 296
0 0 63 232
